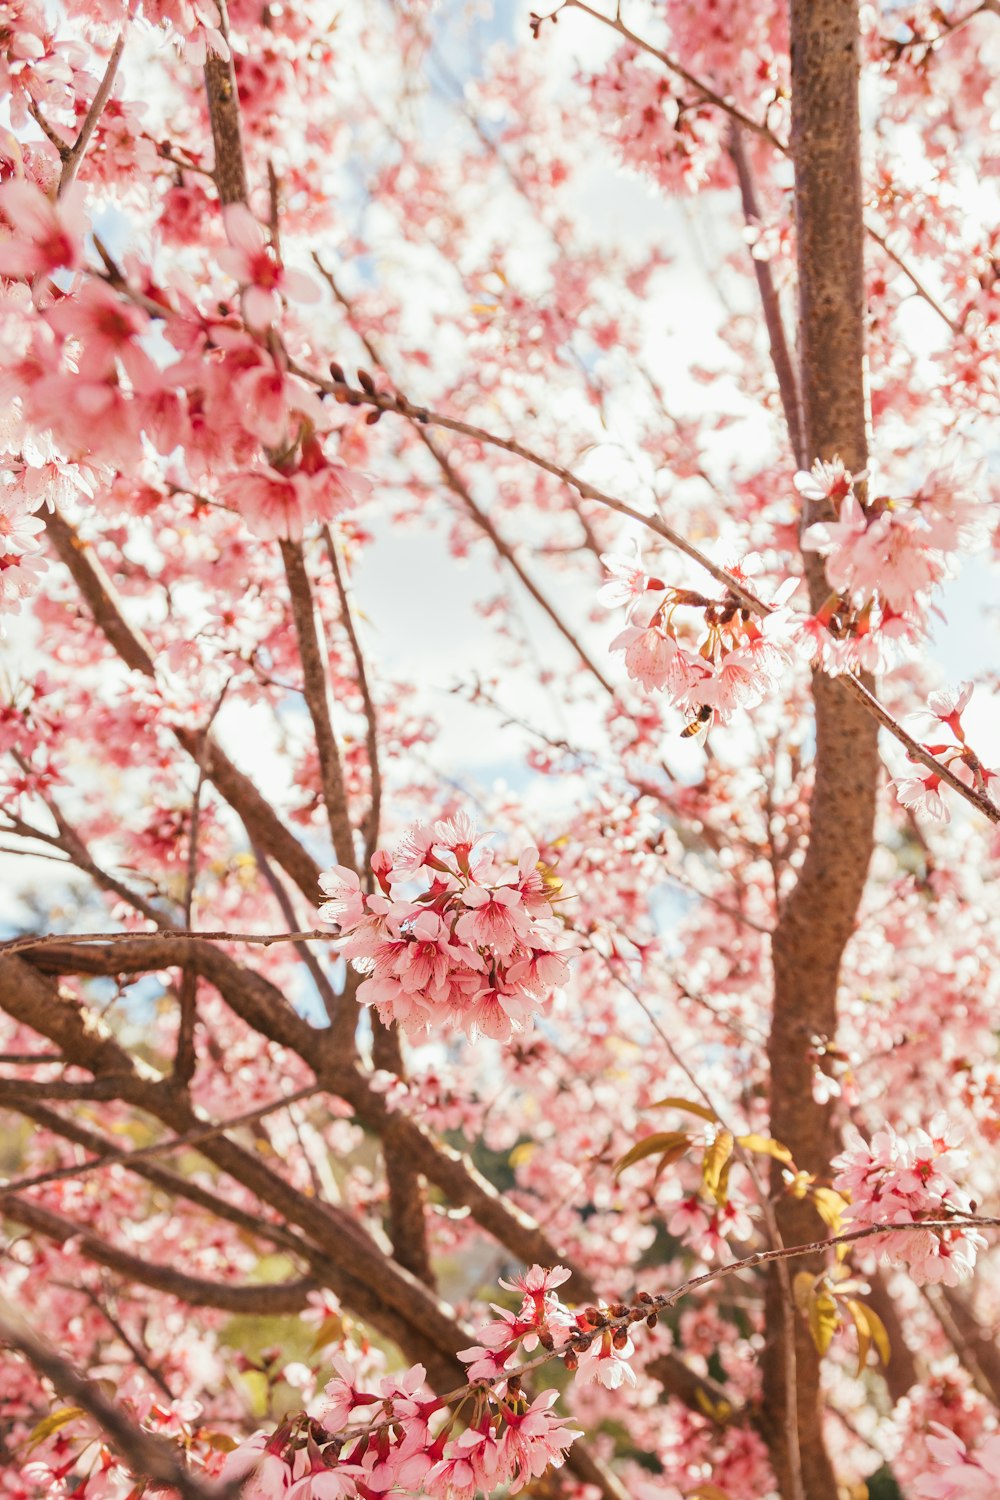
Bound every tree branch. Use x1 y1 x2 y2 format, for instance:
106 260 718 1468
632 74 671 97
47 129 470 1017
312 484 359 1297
279 538 358 871
0 1311 224 1500
59 30 127 193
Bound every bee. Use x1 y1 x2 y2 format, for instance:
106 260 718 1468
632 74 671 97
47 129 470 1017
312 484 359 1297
680 704 712 739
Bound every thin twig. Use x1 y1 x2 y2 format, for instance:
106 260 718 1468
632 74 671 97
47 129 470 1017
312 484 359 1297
0 1083 323 1200
59 31 127 193
322 524 383 870
729 124 805 467
279 538 359 871
0 927 333 959
550 0 789 153
865 221 961 333
0 1311 226 1500
298 363 1000 825
175 681 231 1084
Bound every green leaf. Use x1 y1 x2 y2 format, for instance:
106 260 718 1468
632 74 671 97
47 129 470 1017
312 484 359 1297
736 1133 793 1163
649 1096 719 1123
613 1131 692 1180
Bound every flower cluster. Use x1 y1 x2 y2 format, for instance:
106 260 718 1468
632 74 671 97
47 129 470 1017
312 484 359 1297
584 45 727 194
832 1120 985 1285
221 1338 580 1500
892 682 998 823
798 458 990 670
600 541 795 734
459 1264 641 1392
318 816 577 1041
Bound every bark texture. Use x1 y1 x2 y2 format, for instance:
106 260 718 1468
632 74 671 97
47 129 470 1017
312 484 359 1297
761 1 880 1495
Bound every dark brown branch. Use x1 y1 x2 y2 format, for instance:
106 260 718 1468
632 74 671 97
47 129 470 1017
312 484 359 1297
4 1196 317 1314
12 1099 315 1261
322 524 383 869
41 507 327 896
279 539 358 871
0 1313 224 1500
0 1082 322 1200
251 843 345 1030
203 3 248 207
301 365 1000 823
761 3 876 1495
729 125 805 468
371 1018 435 1288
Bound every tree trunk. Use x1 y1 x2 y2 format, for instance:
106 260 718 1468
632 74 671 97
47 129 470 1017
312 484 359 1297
761 1 879 1495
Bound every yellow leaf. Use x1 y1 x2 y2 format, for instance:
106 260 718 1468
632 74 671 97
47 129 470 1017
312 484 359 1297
509 1142 537 1169
613 1131 692 1180
26 1408 85 1451
866 1303 891 1366
846 1298 890 1371
202 1431 239 1453
810 1186 847 1234
786 1169 814 1200
702 1130 734 1202
693 1390 732 1424
309 1314 345 1354
649 1096 719 1123
846 1298 872 1376
793 1271 816 1313
807 1289 840 1356
736 1133 793 1163
687 1487 733 1500
239 1369 270 1419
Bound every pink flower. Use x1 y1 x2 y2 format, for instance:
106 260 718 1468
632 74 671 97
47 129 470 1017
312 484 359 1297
220 204 320 329
220 1437 294 1499
0 491 45 556
574 1325 637 1389
45 280 153 382
0 549 47 614
802 490 869 567
287 1468 361 1500
0 178 87 278
894 771 949 823
598 537 661 617
500 1391 580 1489
218 465 303 539
832 1120 983 1284
455 884 531 959
317 866 366 930
914 1425 1000 1498
609 620 677 690
794 457 865 505
908 683 974 741
317 1355 375 1431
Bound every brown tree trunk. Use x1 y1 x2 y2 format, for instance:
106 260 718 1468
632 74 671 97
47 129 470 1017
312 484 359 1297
760 1 879 1495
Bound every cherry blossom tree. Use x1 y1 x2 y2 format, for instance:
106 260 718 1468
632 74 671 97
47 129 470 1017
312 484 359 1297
0 1 998 1498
